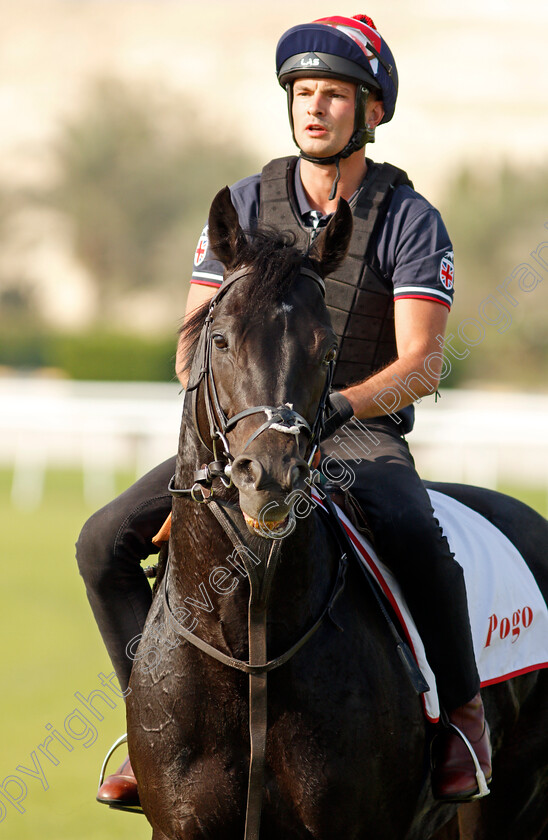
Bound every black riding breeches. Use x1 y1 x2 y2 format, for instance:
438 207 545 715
321 418 480 710
76 423 480 709
76 457 175 692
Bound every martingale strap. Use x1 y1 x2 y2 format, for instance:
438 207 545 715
161 520 348 675
162 499 349 840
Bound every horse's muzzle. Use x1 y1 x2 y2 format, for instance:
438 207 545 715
230 452 310 538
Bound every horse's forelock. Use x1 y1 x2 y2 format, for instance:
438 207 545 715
181 227 304 375
235 226 303 309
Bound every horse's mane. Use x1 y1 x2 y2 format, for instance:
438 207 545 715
181 227 305 377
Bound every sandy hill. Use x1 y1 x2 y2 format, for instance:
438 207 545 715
1 0 546 198
0 0 546 329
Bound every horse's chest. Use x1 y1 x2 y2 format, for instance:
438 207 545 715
128 583 426 839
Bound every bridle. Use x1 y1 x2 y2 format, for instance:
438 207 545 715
165 261 346 840
170 262 335 502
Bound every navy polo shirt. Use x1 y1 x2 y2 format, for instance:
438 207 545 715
190 158 454 311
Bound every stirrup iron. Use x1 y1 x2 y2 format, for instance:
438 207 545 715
447 722 490 799
98 732 128 790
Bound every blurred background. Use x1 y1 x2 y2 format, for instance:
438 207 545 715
1 1 546 838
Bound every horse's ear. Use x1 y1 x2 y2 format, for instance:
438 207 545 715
308 198 353 277
208 186 247 271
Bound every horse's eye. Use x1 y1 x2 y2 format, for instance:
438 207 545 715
323 347 337 365
212 334 228 350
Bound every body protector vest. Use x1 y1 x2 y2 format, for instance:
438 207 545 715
259 156 413 391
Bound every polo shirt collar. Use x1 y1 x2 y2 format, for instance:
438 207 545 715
294 158 361 227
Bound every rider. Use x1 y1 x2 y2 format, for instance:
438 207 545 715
78 13 491 810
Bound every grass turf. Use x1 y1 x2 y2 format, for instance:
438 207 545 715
0 469 150 840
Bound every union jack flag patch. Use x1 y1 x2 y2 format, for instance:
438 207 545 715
439 251 454 291
194 226 209 268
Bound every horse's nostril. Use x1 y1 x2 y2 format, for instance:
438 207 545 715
289 460 310 489
232 455 309 493
231 456 264 489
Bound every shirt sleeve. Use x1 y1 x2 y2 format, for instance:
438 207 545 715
190 173 261 289
383 186 455 310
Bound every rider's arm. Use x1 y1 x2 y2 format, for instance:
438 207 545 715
341 190 453 420
341 297 449 419
176 283 217 387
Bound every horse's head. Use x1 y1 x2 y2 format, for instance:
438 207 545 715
184 186 352 538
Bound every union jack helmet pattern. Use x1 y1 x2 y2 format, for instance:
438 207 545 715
276 14 398 123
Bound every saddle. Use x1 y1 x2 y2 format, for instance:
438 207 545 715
326 486 374 542
149 483 548 723
320 487 548 723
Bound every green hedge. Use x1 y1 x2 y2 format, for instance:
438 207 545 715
1 327 473 387
0 329 178 382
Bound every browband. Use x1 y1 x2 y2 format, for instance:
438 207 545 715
214 264 325 302
300 266 325 296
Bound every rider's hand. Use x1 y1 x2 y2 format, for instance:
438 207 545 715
321 392 354 441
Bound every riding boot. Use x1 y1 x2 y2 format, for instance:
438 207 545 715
431 691 492 801
97 755 141 811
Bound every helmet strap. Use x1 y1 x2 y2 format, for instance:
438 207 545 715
328 157 341 202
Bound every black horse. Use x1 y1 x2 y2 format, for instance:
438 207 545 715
126 188 548 840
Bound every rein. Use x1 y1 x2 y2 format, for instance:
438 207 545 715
162 497 348 840
162 502 348 676
166 264 342 840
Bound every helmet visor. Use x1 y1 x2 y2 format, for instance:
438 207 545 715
278 52 380 91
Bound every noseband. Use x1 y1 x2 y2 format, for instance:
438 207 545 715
172 263 334 500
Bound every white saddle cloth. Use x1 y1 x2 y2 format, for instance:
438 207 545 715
313 488 548 722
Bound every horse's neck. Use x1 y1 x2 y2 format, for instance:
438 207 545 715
174 408 205 487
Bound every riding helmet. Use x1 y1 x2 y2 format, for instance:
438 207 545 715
276 14 398 163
